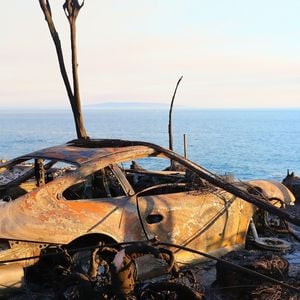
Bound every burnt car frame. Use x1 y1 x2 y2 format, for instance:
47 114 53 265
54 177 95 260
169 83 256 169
0 139 295 288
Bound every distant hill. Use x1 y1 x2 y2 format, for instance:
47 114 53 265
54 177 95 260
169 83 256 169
85 102 187 110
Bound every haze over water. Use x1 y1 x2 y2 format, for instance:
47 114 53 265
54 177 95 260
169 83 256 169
1 108 300 181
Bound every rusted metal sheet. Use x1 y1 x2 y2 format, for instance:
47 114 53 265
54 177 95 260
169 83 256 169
138 191 254 264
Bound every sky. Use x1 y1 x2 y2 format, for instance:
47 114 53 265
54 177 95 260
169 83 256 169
0 1 300 109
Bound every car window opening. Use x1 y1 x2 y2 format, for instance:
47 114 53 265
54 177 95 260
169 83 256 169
0 159 76 201
62 166 126 200
122 157 207 196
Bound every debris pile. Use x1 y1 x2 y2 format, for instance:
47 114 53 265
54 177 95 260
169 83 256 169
251 280 300 300
4 235 298 300
21 243 205 299
213 250 300 299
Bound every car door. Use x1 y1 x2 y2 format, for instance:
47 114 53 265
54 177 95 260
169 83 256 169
125 157 247 263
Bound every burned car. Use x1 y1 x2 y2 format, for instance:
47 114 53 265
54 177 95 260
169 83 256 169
0 139 295 289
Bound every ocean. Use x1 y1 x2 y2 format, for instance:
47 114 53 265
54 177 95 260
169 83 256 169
1 108 300 181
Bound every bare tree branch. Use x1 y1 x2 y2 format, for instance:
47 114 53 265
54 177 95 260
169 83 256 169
63 0 84 19
168 76 183 151
39 0 88 139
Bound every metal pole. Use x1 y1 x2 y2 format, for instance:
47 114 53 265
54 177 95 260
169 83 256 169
183 134 188 159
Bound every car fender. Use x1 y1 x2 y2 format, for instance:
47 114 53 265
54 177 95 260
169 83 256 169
247 180 295 206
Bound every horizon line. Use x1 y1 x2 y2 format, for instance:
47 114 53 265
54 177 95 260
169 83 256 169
2 106 300 111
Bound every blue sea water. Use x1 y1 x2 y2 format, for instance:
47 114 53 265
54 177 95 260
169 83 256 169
1 108 300 181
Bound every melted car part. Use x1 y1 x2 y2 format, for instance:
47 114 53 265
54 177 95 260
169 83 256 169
110 244 177 296
254 237 291 251
250 218 291 251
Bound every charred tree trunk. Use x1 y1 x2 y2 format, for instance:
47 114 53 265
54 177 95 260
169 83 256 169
64 0 87 139
39 0 88 139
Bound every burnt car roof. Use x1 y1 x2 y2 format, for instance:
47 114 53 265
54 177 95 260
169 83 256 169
3 139 158 166
22 144 118 165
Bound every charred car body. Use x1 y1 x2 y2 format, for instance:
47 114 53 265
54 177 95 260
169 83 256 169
0 139 296 289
